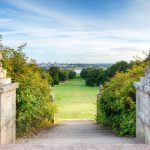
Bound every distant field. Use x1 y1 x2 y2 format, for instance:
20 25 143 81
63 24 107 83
53 76 98 121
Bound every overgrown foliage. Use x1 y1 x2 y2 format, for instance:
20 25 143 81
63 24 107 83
80 61 132 86
80 68 93 79
100 61 132 84
97 64 145 136
49 66 60 85
68 70 76 79
2 48 56 137
85 68 104 86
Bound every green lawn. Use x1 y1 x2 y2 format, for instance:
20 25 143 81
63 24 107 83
53 76 98 120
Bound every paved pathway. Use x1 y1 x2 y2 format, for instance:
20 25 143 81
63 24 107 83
0 120 149 150
18 119 137 144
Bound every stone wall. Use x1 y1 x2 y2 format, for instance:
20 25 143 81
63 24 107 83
0 78 18 144
134 67 150 144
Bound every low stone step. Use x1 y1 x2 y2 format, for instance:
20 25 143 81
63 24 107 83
0 144 149 150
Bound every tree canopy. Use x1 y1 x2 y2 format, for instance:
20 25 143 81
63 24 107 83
2 47 56 137
97 64 144 136
48 67 76 85
80 61 132 86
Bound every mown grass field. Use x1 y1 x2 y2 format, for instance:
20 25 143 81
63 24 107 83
53 76 98 120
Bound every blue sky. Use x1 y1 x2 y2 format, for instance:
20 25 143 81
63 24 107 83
0 0 150 63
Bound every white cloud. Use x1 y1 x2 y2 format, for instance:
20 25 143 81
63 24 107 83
1 0 150 63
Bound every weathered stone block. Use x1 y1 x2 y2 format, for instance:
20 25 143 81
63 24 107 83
136 118 145 143
0 79 18 144
145 124 150 144
134 66 150 144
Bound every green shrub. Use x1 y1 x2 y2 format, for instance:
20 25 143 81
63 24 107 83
80 68 92 79
68 70 76 79
101 60 132 84
2 48 56 137
49 67 76 85
97 65 144 136
86 68 104 86
81 61 132 86
48 66 60 85
59 70 76 81
59 70 68 81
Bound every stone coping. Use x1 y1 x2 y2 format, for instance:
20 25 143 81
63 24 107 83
134 82 150 94
0 83 19 93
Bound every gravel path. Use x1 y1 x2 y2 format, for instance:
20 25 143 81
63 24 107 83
0 120 149 150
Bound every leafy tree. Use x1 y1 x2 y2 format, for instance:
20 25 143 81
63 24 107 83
48 66 60 85
68 70 76 79
97 64 145 136
102 61 132 84
2 47 56 137
80 68 92 79
86 68 103 86
81 61 132 86
48 67 77 84
59 70 68 81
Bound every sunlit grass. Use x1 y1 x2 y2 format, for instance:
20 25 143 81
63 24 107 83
53 76 98 121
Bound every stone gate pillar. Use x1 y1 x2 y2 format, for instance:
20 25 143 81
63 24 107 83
0 78 18 144
134 67 150 144
0 48 18 144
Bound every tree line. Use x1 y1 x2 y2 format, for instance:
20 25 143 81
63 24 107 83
80 60 133 86
48 66 76 85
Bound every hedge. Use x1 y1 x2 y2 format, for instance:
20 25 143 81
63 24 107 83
97 65 144 136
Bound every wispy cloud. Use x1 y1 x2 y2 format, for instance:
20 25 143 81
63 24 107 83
5 0 83 28
0 0 150 63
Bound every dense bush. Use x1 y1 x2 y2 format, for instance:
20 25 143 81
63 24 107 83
80 68 103 86
81 61 132 86
59 70 68 81
80 68 93 79
100 61 132 84
85 68 104 86
2 48 56 137
48 67 76 85
97 65 144 136
48 66 60 85
68 70 76 79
